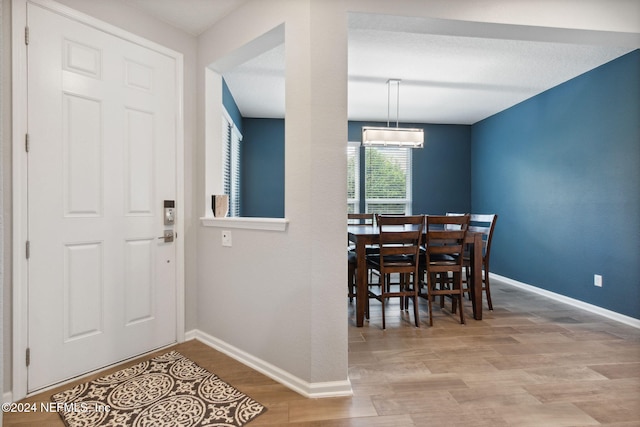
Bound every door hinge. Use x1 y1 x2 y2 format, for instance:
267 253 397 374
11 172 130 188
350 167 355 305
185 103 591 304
25 134 30 152
26 241 30 259
26 348 31 367
25 26 29 45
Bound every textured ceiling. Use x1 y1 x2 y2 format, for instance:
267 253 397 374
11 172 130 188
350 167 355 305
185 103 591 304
120 1 637 124
345 30 634 124
122 0 249 36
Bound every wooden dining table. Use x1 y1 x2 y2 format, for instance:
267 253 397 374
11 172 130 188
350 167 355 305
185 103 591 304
348 223 484 327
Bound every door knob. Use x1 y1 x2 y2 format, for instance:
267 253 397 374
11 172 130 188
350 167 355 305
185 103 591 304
158 230 174 243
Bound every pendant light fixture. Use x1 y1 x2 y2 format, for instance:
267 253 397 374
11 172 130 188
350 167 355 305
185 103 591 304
362 79 424 148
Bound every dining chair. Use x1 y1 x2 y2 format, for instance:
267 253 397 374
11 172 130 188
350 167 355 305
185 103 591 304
464 214 498 310
347 213 375 303
348 213 375 225
421 214 469 326
366 214 424 329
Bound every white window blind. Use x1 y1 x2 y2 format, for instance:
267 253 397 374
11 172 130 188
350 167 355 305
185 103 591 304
222 110 242 217
365 146 412 215
347 141 360 213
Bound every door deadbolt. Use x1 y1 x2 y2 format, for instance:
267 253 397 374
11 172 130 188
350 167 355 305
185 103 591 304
164 200 176 225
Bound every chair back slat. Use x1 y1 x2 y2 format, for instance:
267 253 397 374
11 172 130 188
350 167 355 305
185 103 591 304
443 212 466 230
428 244 464 255
468 225 490 234
425 215 469 267
469 214 498 256
348 213 374 225
447 213 498 258
376 215 424 273
470 214 496 223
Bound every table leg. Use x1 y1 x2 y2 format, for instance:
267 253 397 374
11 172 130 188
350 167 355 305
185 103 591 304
470 233 483 320
355 240 366 327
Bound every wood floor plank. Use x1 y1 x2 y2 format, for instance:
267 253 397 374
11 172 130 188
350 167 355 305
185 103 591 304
588 362 640 379
497 402 600 426
574 398 640 424
4 280 640 426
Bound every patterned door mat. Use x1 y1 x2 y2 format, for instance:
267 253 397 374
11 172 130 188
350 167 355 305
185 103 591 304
51 351 267 426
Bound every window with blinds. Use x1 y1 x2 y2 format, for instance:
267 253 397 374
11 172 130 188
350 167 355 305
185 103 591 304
222 111 242 217
347 142 360 213
364 146 412 215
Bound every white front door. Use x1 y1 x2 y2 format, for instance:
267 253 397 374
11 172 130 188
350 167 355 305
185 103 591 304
25 3 179 392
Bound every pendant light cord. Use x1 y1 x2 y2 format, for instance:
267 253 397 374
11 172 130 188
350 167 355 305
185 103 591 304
387 79 401 128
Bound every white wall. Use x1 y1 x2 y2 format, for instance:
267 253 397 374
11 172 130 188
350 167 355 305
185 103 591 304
1 0 6 415
2 0 637 400
2 0 12 397
196 0 349 392
191 0 639 393
2 0 198 395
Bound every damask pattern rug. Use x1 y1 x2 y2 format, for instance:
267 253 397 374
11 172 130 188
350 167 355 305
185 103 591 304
51 351 267 427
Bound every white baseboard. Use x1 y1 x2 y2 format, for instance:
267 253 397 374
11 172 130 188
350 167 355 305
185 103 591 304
185 329 353 399
3 332 352 403
184 329 198 341
14 280 632 404
491 273 640 329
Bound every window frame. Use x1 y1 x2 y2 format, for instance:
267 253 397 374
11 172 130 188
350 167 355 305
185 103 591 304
201 70 288 231
363 145 412 215
222 108 242 217
347 141 361 214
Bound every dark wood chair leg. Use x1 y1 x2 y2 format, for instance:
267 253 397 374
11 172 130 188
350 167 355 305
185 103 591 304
348 262 356 302
484 269 493 311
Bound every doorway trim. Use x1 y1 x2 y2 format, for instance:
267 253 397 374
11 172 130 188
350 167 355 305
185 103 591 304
11 0 185 400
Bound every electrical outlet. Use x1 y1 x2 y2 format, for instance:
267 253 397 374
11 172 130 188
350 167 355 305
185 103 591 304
594 274 602 287
222 230 232 247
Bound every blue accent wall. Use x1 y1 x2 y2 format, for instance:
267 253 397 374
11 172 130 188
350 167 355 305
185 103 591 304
240 118 285 217
471 50 640 319
412 124 471 215
348 121 471 215
241 120 471 218
235 50 639 319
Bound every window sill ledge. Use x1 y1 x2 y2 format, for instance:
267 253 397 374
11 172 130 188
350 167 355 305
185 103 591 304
200 216 289 231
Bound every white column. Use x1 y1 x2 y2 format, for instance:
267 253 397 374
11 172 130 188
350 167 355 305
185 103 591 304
284 0 350 386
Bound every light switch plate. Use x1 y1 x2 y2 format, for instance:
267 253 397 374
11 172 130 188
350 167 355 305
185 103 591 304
222 230 232 247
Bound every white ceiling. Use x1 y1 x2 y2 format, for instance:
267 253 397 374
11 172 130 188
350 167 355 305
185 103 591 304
122 0 249 36
121 1 637 125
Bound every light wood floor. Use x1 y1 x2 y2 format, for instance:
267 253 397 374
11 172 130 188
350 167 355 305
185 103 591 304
5 279 640 426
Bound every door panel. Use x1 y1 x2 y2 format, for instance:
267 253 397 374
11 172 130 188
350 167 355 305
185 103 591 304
64 242 104 341
26 3 178 392
125 108 155 214
124 239 154 325
63 93 103 216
